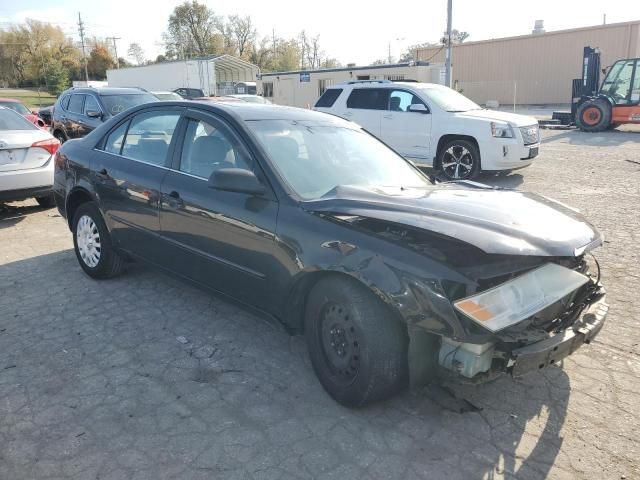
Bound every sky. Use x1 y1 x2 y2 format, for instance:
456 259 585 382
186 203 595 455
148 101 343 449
1 0 639 66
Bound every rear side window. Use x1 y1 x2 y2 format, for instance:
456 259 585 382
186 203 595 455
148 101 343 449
60 95 71 110
103 121 129 155
0 109 37 130
121 111 181 166
315 89 343 108
346 89 389 110
68 94 84 114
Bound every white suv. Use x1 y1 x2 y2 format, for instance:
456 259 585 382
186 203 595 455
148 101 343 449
314 81 540 180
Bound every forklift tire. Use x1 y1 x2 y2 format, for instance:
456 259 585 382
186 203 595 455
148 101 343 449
576 98 612 132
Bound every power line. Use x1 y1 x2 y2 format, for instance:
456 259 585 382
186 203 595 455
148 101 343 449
77 12 89 82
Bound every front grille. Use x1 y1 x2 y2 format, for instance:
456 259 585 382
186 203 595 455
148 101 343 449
519 124 540 145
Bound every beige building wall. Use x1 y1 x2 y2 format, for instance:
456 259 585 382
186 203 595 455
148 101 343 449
258 63 445 108
416 21 640 105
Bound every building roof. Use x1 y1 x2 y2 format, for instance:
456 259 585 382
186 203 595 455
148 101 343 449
259 61 433 78
106 54 259 75
416 19 640 52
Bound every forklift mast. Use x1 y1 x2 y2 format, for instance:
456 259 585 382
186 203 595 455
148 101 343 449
571 47 601 116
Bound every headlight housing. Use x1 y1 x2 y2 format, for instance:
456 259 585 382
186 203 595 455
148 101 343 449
490 121 514 138
453 263 589 332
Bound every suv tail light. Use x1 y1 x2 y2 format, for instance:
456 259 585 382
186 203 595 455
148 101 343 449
31 138 60 156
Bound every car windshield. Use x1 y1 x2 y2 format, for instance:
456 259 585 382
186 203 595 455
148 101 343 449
0 101 30 115
249 120 431 200
417 86 481 112
0 108 38 130
99 93 157 116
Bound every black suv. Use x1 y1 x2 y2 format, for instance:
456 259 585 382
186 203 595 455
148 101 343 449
51 87 158 143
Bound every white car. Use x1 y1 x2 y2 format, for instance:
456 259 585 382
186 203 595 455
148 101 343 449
314 80 540 180
0 107 60 207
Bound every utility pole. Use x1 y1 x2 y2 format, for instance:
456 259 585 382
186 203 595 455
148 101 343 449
445 0 453 87
107 36 121 68
77 12 89 82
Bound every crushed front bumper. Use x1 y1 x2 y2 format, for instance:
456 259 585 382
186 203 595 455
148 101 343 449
508 295 608 377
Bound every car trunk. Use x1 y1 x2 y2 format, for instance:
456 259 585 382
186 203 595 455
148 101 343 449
0 130 53 172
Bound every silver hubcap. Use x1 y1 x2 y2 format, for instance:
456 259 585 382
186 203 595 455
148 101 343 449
76 215 101 268
442 145 473 179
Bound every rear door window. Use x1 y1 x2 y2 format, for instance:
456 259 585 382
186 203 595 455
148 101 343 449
103 121 130 155
68 94 85 114
315 89 343 108
121 110 181 166
346 89 389 110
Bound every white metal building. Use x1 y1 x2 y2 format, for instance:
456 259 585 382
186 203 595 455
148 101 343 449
107 55 259 96
258 62 445 108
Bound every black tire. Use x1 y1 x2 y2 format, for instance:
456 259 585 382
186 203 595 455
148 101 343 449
53 130 66 144
437 138 481 180
72 202 125 279
35 194 55 208
304 276 408 407
575 98 612 132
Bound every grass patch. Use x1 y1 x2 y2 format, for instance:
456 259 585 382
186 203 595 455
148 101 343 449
0 88 57 109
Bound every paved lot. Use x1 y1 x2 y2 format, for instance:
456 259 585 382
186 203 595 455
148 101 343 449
1 127 639 480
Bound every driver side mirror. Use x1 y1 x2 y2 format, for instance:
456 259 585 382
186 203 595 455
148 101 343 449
408 104 429 114
86 110 102 118
208 168 265 195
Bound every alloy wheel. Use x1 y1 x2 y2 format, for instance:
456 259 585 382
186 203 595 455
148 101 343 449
441 145 474 179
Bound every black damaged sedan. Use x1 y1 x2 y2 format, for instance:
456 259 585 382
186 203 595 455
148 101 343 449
53 101 608 406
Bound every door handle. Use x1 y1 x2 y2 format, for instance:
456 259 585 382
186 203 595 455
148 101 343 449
97 168 108 176
383 114 392 119
164 190 183 210
168 191 180 199
343 112 353 117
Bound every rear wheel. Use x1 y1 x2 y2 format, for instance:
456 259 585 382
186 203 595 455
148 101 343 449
437 139 480 180
35 194 55 208
576 98 612 132
304 276 408 407
72 202 124 279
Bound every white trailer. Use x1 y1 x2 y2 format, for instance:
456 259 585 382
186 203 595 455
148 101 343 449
258 61 445 108
107 55 259 96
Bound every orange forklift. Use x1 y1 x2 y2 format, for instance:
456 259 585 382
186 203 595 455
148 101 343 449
553 47 640 131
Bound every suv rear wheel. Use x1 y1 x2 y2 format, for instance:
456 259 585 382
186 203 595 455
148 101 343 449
53 130 67 144
437 139 480 180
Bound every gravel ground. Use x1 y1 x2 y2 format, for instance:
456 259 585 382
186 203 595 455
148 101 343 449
1 127 639 480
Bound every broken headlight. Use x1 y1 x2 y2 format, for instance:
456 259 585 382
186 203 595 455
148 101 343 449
453 263 589 333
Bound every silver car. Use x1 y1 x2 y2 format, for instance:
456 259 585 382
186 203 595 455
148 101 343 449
0 107 60 207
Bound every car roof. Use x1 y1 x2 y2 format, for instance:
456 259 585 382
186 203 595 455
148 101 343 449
0 98 22 103
62 87 151 96
152 100 354 124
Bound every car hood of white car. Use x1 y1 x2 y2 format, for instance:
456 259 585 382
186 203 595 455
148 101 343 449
454 109 538 127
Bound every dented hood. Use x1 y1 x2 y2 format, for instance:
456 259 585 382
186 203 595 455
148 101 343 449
303 184 602 257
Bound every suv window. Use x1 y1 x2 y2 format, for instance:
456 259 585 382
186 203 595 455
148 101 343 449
60 94 71 110
68 94 85 114
315 89 342 108
84 95 101 115
121 111 181 166
180 118 250 179
99 93 158 116
389 90 427 112
346 88 389 110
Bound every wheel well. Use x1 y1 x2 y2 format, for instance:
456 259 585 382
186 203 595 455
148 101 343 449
435 134 480 169
52 128 66 139
65 188 94 229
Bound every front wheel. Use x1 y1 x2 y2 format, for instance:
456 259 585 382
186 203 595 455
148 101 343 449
437 139 480 180
304 276 408 407
575 98 612 132
72 202 125 279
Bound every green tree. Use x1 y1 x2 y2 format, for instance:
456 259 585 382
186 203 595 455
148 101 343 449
165 0 220 58
45 62 70 96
